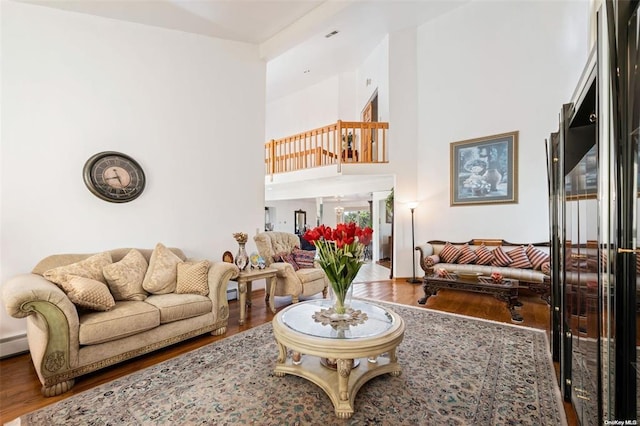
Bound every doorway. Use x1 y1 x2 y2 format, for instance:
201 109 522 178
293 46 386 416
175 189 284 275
362 91 378 162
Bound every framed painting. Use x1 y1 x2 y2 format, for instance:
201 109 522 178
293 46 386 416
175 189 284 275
450 131 518 206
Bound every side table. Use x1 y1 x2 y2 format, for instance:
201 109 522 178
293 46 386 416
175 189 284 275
230 267 277 325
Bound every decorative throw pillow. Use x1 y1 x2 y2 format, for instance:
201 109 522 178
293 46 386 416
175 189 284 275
541 261 551 275
424 255 440 267
292 248 316 269
103 249 149 301
506 246 533 269
142 243 183 294
65 275 115 311
474 244 493 265
491 247 513 267
176 260 210 296
439 242 461 263
525 245 550 270
282 253 299 269
43 251 113 293
457 244 477 264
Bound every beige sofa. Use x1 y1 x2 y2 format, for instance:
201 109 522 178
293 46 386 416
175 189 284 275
416 239 551 298
2 246 238 396
254 231 328 304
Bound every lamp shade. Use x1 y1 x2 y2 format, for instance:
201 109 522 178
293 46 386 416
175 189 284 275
407 201 419 210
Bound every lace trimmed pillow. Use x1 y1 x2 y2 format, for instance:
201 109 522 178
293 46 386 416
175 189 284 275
439 242 461 263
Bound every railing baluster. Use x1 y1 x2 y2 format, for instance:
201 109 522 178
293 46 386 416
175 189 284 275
265 120 388 174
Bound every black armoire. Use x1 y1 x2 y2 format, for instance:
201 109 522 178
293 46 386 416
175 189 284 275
547 1 639 424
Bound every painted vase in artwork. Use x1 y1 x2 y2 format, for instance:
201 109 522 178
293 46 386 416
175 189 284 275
484 168 502 191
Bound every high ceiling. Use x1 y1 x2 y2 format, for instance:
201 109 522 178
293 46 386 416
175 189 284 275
18 0 468 101
16 0 467 203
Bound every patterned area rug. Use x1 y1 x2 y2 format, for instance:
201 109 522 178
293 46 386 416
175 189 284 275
18 302 566 425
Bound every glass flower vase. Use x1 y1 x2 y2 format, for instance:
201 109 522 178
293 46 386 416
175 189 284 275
330 281 353 320
235 242 248 271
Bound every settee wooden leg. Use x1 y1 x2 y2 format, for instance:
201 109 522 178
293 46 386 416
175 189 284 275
509 309 524 323
42 379 75 397
291 295 299 304
418 283 437 305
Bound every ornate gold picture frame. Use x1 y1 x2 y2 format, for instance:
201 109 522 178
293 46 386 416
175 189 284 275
450 131 518 206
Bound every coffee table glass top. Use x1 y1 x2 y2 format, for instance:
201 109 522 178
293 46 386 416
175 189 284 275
280 299 395 339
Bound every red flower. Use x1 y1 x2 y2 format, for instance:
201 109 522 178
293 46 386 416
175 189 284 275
302 223 374 313
303 223 373 248
360 227 373 246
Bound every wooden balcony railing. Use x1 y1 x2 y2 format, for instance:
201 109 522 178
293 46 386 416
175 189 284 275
265 120 389 177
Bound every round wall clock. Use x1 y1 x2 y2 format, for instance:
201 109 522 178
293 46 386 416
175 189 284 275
83 151 145 203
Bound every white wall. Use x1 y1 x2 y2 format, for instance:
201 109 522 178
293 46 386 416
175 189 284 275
356 36 389 122
387 28 420 279
265 199 317 234
415 0 590 244
0 2 266 353
266 76 341 140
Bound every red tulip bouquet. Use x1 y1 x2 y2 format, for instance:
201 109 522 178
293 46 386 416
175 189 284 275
303 223 373 314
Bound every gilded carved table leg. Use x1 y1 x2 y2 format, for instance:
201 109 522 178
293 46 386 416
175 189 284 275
388 348 402 377
238 280 248 325
337 358 352 401
268 276 276 313
274 341 287 377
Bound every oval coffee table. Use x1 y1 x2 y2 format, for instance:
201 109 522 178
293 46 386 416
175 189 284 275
272 299 405 419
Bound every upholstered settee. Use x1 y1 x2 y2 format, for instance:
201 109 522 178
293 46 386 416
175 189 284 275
254 231 328 304
2 244 238 396
416 239 551 297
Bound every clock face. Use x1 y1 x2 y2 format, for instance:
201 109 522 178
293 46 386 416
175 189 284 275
83 152 145 203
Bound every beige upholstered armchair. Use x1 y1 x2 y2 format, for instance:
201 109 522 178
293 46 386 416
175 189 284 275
253 231 328 304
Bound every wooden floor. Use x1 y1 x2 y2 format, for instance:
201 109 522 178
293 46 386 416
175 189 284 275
0 275 577 425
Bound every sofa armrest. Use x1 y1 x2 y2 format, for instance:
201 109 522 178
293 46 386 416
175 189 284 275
269 261 297 276
2 273 80 391
416 243 436 273
3 273 76 320
206 261 239 329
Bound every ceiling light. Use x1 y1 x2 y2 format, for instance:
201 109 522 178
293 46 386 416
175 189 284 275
325 30 339 38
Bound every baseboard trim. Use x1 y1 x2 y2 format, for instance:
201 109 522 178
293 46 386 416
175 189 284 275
0 334 29 358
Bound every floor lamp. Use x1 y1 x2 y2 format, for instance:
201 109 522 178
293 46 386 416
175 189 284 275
406 202 421 284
